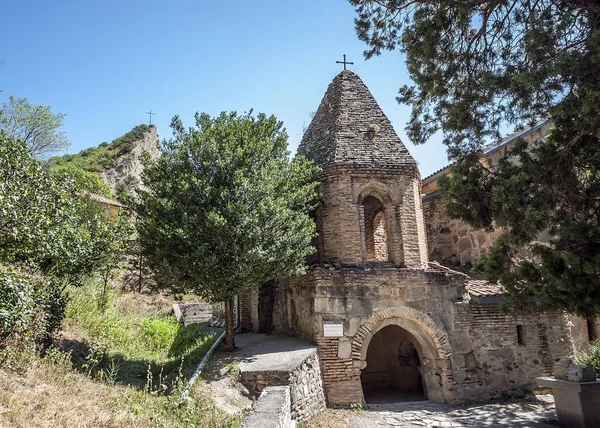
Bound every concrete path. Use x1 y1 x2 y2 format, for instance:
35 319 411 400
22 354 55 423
348 396 559 428
233 333 317 373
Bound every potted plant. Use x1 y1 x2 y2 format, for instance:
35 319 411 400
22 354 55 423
537 340 600 428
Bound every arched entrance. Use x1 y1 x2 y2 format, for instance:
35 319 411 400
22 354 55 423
352 307 455 404
361 325 425 403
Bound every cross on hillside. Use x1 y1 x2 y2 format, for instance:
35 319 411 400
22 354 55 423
336 54 354 71
146 109 155 125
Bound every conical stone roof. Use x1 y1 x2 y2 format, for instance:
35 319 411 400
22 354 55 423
298 70 416 172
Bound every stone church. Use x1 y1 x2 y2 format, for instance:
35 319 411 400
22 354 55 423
240 70 588 407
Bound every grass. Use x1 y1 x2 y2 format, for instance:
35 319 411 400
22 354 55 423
63 280 216 389
0 349 239 427
0 279 241 427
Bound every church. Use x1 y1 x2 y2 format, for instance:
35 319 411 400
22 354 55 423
239 70 587 407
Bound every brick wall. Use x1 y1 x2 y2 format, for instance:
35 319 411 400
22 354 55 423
317 336 363 406
318 168 427 267
240 290 253 332
452 303 575 401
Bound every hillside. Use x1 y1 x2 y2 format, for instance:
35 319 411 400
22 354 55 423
48 124 160 202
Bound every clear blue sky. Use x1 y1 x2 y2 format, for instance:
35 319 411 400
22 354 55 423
0 0 450 177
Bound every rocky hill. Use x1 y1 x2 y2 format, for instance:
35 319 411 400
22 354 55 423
48 124 160 202
100 125 160 198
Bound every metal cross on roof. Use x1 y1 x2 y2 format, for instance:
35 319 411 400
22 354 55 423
336 54 354 71
146 109 155 125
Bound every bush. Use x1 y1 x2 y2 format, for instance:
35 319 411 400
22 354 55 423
0 269 35 341
34 280 69 342
0 269 68 355
575 340 600 377
168 323 211 358
142 317 179 351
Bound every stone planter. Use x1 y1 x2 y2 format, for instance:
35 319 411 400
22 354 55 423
536 377 600 428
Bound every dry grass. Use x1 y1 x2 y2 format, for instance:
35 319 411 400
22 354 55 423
0 363 136 427
0 283 243 427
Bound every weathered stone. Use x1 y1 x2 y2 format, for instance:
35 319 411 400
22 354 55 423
238 71 584 409
338 336 352 359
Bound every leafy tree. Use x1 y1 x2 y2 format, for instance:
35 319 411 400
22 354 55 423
50 164 113 198
350 1 600 317
0 134 132 341
0 96 69 158
136 111 320 349
96 213 134 311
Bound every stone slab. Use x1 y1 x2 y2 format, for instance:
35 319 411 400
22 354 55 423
234 333 318 374
243 386 292 428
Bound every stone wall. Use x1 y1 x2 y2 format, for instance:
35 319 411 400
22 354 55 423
240 352 326 422
452 303 575 402
172 302 213 326
423 195 503 268
269 266 579 407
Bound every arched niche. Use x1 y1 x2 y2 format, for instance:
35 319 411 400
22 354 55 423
356 183 400 264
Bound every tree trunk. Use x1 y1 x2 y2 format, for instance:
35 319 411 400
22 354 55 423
223 297 236 351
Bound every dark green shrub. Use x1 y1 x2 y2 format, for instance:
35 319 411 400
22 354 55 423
34 280 70 342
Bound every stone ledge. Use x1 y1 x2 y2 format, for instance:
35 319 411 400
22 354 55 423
537 377 600 392
242 386 292 428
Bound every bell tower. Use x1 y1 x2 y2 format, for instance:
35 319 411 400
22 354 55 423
298 71 428 267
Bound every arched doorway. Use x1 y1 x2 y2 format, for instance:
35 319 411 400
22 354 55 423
362 195 389 261
361 325 426 403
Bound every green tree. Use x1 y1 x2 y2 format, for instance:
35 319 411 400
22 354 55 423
136 111 320 349
0 96 69 158
96 213 134 311
49 164 113 198
0 134 132 341
349 1 600 316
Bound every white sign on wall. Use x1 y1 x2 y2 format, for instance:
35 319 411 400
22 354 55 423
323 322 344 337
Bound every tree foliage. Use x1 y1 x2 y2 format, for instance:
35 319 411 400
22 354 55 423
0 96 69 158
0 134 132 341
136 111 320 347
350 0 600 316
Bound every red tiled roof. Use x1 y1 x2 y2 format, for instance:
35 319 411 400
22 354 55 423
465 279 505 297
428 261 506 297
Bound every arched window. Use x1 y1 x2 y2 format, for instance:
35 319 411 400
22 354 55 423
362 195 389 262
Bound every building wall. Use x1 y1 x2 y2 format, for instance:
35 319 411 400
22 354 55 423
452 303 576 402
318 168 427 267
423 196 504 268
421 120 554 268
266 267 579 407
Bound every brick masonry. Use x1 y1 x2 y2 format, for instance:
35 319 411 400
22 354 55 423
240 290 252 332
239 70 588 409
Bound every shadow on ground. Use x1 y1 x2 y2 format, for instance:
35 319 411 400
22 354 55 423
56 329 217 392
353 396 560 428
